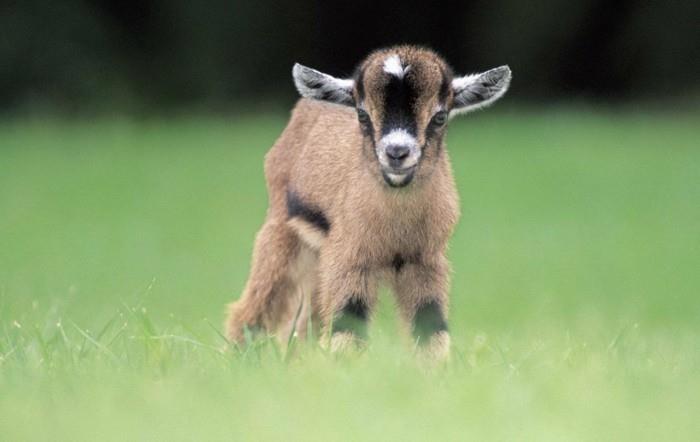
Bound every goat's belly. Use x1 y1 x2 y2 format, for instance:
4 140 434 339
287 218 325 250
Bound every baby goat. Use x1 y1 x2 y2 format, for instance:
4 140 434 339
225 45 510 359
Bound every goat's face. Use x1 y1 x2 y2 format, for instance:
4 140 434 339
354 49 453 187
293 46 511 188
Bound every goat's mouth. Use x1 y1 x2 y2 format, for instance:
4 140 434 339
381 166 416 188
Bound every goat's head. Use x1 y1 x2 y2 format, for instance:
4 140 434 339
293 46 511 188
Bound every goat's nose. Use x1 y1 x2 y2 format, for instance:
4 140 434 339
386 144 410 161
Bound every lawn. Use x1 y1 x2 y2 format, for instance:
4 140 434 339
1 108 698 441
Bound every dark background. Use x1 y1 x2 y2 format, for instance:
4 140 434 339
2 0 699 113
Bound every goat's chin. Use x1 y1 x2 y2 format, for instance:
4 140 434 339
381 167 415 188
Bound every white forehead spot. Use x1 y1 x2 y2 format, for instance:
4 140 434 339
383 55 410 79
379 129 417 147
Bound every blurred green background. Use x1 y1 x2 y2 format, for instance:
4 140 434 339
2 0 699 112
1 1 699 441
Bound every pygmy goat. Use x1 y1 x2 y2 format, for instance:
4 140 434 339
226 45 511 359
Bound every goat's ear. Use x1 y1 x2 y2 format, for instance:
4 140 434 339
450 66 511 117
292 63 355 106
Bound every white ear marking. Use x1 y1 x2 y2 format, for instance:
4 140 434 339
451 74 480 92
383 55 410 79
450 65 511 117
292 63 355 106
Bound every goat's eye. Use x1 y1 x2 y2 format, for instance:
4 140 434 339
431 111 448 126
357 109 370 125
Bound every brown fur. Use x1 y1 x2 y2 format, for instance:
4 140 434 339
225 46 494 360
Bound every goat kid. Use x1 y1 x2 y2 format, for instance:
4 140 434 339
226 46 511 360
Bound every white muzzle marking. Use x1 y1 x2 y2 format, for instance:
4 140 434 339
377 129 421 171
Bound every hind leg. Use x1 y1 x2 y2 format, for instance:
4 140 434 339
275 244 321 345
225 218 300 344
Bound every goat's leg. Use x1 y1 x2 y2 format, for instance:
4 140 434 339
318 249 378 352
225 218 300 344
391 253 451 361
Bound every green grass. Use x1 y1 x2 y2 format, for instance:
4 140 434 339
1 109 699 441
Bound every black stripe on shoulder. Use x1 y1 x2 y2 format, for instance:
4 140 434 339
286 189 330 233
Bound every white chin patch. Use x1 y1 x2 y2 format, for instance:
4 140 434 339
387 173 407 185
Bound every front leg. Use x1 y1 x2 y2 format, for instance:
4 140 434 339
318 249 378 352
392 253 451 361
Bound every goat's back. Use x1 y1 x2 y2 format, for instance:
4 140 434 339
264 98 362 215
